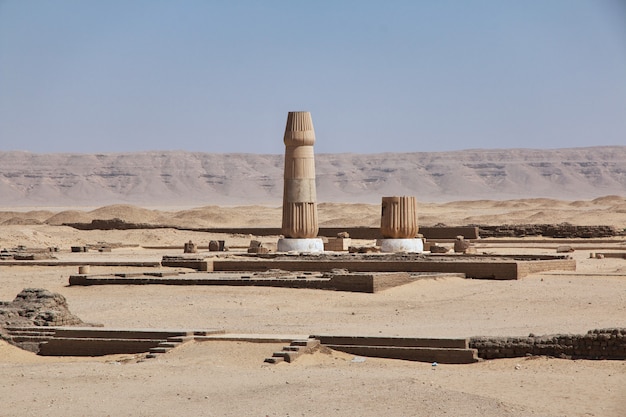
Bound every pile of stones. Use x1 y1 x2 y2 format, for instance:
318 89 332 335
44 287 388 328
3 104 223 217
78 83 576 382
0 289 85 347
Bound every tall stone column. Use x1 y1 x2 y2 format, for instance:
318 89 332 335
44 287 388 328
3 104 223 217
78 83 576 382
379 196 423 253
278 111 323 252
281 111 318 238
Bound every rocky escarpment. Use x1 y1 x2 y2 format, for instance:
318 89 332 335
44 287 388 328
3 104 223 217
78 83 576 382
0 146 625 205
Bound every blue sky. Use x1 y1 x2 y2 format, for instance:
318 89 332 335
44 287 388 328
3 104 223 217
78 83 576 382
1 0 625 154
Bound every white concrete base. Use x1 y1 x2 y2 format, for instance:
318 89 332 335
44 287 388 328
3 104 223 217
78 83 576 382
380 238 424 253
277 238 324 253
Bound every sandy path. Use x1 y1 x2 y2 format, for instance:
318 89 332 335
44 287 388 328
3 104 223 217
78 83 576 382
1 339 624 417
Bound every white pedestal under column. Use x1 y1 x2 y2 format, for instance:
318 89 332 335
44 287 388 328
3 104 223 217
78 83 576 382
380 238 424 253
277 238 324 253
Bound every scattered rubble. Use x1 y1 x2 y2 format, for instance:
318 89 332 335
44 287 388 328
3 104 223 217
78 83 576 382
0 246 57 260
0 288 87 349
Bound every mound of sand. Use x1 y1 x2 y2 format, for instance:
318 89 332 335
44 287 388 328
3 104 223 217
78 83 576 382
0 197 623 251
0 210 54 223
45 210 95 226
1 197 625 238
1 217 43 226
88 205 168 223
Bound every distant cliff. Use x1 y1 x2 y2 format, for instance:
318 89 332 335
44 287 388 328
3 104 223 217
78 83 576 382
0 146 624 206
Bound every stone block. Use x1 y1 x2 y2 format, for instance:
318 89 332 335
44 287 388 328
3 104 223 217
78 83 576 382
248 246 269 254
184 241 197 253
324 237 351 251
264 356 284 364
556 246 574 253
429 244 450 253
325 345 478 364
454 236 472 253
272 350 300 363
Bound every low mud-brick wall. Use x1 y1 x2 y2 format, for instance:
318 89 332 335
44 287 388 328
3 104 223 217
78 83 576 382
470 328 626 360
475 224 620 238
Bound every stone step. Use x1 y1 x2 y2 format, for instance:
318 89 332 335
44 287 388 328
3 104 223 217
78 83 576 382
282 346 301 352
145 335 195 356
148 347 171 354
6 327 214 358
313 335 469 349
7 331 56 338
196 333 307 343
264 356 285 364
9 335 55 343
325 345 479 364
6 326 58 335
38 338 167 356
166 336 194 343
8 340 43 353
271 351 300 363
156 342 179 349
264 338 322 364
52 328 191 340
6 327 57 333
291 339 321 349
193 330 224 336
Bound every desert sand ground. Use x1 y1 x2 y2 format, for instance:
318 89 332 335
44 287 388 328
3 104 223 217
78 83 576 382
1 198 625 417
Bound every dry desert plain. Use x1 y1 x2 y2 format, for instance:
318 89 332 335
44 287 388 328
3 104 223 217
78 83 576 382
1 197 626 417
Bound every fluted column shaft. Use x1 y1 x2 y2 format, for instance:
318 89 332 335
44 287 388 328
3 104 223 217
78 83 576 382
281 111 318 238
380 196 419 238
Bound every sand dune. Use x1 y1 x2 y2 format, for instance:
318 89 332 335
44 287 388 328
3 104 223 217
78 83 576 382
0 196 624 249
4 197 626 229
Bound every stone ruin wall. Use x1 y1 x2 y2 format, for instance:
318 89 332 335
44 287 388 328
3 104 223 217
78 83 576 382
476 224 621 238
470 328 626 360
